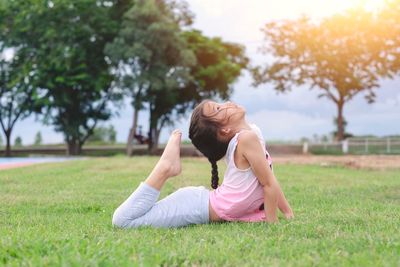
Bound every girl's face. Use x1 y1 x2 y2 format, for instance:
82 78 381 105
203 101 245 126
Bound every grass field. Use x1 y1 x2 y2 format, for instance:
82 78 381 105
1 156 399 266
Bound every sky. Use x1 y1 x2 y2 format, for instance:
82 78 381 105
8 0 400 145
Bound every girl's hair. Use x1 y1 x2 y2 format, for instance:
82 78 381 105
189 100 229 189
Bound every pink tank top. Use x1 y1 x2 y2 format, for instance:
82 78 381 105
209 124 273 222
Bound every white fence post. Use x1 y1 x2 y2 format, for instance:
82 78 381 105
342 139 349 154
386 138 391 154
365 138 369 153
303 142 308 154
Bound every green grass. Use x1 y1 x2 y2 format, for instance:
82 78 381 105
1 157 399 266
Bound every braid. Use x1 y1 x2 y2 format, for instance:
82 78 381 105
189 100 229 190
210 159 219 189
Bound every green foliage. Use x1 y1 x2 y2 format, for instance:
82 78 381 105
0 158 399 265
181 29 248 102
87 125 117 144
108 125 117 143
0 46 40 156
14 135 22 146
106 0 196 151
2 0 123 155
2 0 248 154
106 1 248 151
34 131 42 146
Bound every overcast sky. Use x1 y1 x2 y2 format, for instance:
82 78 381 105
9 0 400 145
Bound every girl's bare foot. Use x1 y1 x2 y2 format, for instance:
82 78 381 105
153 129 182 178
144 130 182 190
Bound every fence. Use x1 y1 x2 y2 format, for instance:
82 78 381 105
0 144 205 157
306 137 400 155
2 139 399 156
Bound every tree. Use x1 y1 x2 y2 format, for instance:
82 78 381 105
106 1 248 154
332 116 353 139
181 29 248 103
87 125 117 144
34 131 42 146
320 135 329 143
252 10 391 141
108 125 117 144
4 0 122 155
106 0 195 154
0 58 39 156
0 2 43 157
145 29 248 153
14 136 22 147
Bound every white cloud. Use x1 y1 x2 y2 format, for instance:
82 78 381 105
247 109 332 141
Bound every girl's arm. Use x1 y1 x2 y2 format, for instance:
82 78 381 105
238 131 293 222
277 185 294 219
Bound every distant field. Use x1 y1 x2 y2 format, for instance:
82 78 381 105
0 157 399 266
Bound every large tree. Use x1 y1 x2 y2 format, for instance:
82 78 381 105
0 58 39 156
252 9 396 141
4 0 123 155
106 0 195 154
145 29 249 153
107 0 248 154
0 2 41 156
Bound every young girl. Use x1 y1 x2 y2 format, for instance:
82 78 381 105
112 100 293 228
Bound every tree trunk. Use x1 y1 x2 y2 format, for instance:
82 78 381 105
148 107 158 154
148 127 157 154
151 128 161 155
67 139 82 155
336 100 345 141
148 130 160 154
5 130 11 157
126 106 139 156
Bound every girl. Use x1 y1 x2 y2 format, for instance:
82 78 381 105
112 100 293 228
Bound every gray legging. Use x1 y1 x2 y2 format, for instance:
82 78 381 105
112 182 210 228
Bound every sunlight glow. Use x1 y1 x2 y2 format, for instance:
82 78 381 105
328 0 387 13
188 0 389 52
355 0 387 11
191 0 387 20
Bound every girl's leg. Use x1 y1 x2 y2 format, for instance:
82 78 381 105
114 185 209 228
143 129 182 191
112 130 209 228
